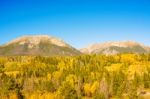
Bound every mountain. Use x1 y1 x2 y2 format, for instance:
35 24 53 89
80 41 150 55
0 35 81 56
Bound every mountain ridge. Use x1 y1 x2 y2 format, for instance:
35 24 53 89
0 35 150 56
4 35 70 47
80 41 150 55
0 35 81 56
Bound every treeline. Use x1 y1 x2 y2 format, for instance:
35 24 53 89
0 54 150 99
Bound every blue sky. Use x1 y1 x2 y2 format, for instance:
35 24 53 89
0 0 150 49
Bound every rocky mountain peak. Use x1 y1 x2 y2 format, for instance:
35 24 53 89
80 41 150 55
0 35 81 56
5 35 69 48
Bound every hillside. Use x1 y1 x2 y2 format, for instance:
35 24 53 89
0 35 81 56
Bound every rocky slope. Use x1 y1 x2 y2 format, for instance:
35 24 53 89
80 41 150 55
0 35 81 56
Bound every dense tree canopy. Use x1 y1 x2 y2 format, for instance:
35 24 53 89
0 54 150 99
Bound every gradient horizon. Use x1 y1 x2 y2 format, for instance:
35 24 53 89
0 0 150 49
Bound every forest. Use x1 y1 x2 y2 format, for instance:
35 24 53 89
0 54 150 99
